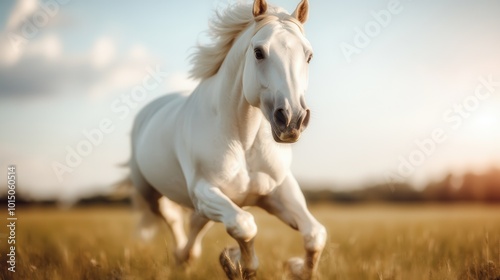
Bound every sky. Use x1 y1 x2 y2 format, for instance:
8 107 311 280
0 0 499 201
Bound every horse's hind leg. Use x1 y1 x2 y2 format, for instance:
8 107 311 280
175 211 213 264
157 196 188 253
130 160 187 253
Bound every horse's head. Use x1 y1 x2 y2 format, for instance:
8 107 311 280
243 0 312 144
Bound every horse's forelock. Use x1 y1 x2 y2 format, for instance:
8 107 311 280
254 13 304 35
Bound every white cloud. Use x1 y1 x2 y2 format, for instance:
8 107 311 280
0 0 75 66
0 0 42 66
128 44 150 61
6 0 38 31
24 33 62 59
90 36 116 69
0 30 158 99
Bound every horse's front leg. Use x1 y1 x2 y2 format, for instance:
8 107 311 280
192 180 258 280
258 173 327 280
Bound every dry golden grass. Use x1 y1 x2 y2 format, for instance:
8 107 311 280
1 204 499 280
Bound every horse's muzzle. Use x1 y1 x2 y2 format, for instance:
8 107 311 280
271 108 310 143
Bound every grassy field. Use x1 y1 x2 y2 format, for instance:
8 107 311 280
1 204 499 280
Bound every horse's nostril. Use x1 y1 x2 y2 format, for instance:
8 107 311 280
274 108 288 128
297 115 304 128
302 109 310 128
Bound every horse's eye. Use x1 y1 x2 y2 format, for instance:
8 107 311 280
254 48 265 60
307 54 313 64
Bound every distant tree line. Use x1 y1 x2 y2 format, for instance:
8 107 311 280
1 169 499 206
303 168 500 204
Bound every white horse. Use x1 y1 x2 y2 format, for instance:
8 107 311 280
129 0 326 279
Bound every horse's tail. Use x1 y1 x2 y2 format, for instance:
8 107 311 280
109 173 133 200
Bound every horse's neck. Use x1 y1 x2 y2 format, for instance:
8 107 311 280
209 28 264 150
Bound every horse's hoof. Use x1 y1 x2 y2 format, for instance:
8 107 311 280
175 245 201 266
284 257 311 280
174 248 190 267
220 247 241 279
219 247 257 280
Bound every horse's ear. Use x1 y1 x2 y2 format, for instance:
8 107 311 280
253 0 268 17
292 0 309 24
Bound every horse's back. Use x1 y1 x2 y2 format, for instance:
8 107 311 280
131 92 193 207
132 93 185 140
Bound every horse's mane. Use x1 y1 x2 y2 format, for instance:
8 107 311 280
189 3 304 80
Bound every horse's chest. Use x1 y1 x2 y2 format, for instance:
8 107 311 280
243 157 281 194
210 144 290 203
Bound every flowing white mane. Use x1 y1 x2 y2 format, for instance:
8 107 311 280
189 3 303 80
